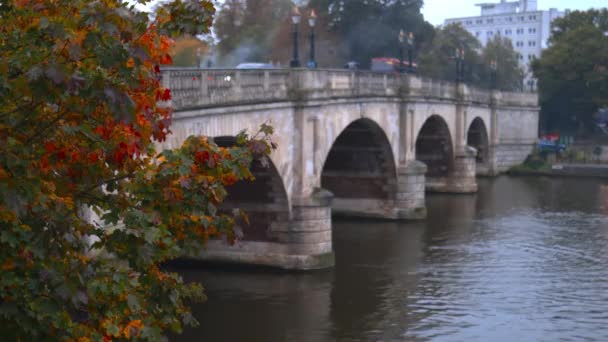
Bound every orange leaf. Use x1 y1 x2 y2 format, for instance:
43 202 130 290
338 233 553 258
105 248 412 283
122 320 144 338
1 259 15 271
0 167 9 180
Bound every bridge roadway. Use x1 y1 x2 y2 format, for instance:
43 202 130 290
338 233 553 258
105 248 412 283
160 68 539 269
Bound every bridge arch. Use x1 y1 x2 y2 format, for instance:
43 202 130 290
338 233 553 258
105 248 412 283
415 115 454 180
214 136 290 242
320 118 398 218
466 117 490 173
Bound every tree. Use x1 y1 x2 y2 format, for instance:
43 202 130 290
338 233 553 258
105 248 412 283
0 0 273 340
214 0 293 66
417 23 482 83
308 0 433 68
417 24 522 90
480 35 524 91
270 7 349 67
532 9 608 134
170 35 209 67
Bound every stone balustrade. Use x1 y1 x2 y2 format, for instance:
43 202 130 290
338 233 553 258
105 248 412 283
161 68 538 110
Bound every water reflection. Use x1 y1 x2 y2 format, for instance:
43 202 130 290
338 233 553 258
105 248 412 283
174 176 608 341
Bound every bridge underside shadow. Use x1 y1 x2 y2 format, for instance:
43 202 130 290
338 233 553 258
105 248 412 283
191 137 334 270
416 115 477 193
214 137 289 243
467 117 491 176
321 119 426 220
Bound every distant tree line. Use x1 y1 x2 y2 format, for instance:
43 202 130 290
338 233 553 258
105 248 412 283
207 0 524 91
532 9 608 135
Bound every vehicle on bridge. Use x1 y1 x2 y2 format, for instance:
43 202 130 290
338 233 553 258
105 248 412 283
236 62 277 69
371 57 417 72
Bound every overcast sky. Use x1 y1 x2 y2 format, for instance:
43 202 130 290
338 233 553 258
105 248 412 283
422 0 607 26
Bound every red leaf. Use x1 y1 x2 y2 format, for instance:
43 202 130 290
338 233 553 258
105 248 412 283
194 150 210 165
160 89 171 101
44 142 57 153
159 54 173 65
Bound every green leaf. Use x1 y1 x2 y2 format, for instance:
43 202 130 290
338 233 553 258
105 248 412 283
127 294 140 312
39 17 49 29
106 323 120 336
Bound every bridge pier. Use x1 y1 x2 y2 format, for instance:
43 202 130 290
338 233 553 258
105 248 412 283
394 161 428 219
478 145 499 176
426 147 478 193
274 191 335 269
194 191 335 270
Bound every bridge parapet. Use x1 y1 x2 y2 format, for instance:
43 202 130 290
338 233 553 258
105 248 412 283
406 76 458 99
162 68 537 111
495 91 538 108
163 68 291 109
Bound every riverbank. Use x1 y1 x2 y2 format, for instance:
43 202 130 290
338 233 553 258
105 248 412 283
509 163 608 178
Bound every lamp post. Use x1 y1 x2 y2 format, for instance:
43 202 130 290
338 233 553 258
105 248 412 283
307 9 317 68
196 47 202 68
407 32 415 74
490 59 498 89
398 29 405 73
455 48 465 82
459 48 465 82
290 7 301 68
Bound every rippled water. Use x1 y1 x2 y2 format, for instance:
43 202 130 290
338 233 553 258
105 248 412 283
174 176 608 341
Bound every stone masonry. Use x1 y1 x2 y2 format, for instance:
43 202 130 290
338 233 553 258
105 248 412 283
160 68 539 269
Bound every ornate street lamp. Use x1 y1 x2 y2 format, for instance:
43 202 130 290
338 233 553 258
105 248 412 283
455 48 465 82
307 9 317 68
407 32 415 74
290 7 302 68
490 59 498 89
398 29 405 73
459 48 465 82
196 47 202 68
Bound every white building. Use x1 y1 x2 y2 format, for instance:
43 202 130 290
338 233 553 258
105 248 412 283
444 0 566 91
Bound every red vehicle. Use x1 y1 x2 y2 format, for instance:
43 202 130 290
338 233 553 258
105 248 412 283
371 57 417 72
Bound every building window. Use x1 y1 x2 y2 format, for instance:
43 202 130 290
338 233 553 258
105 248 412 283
528 28 537 34
476 19 483 24
516 41 524 47
528 41 536 47
519 16 525 21
529 15 537 20
487 31 494 36
505 29 512 35
487 18 494 24
528 54 536 60
507 17 513 22
516 28 524 34
476 32 480 37
466 20 473 25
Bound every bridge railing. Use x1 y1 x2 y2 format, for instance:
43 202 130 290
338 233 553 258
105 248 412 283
497 91 538 108
407 76 458 99
162 68 537 110
163 68 291 109
293 69 402 99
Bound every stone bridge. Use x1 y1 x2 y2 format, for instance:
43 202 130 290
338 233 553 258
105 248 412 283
160 68 539 270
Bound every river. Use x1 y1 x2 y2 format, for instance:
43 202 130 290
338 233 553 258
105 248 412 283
174 176 608 341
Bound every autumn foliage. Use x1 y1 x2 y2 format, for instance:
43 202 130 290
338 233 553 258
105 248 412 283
0 0 273 340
